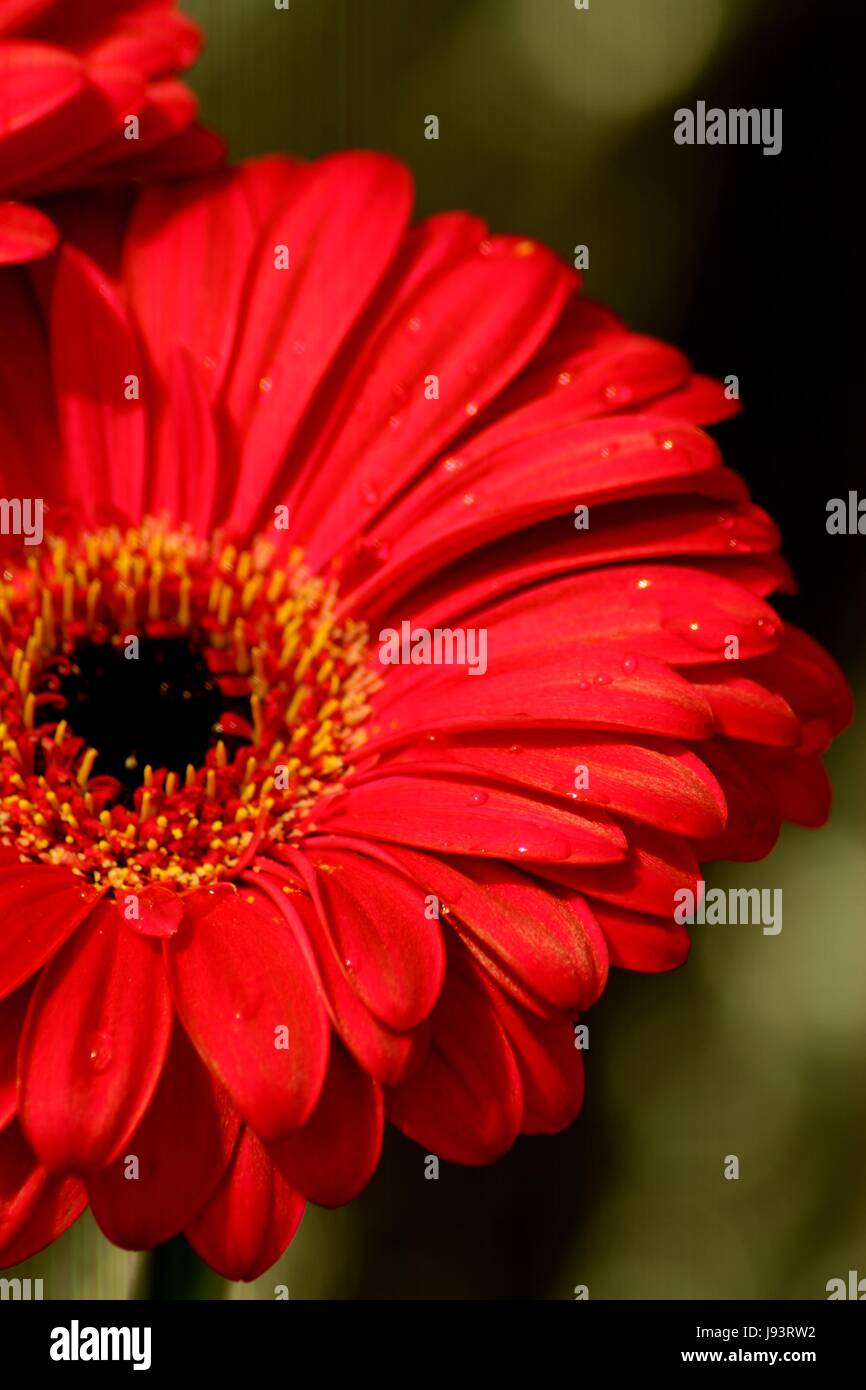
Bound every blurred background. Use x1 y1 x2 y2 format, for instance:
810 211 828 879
14 0 864 1299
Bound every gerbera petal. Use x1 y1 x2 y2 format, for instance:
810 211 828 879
0 198 57 262
269 1040 383 1207
383 846 608 1014
51 243 148 524
300 848 445 1031
0 979 32 1131
540 824 700 916
165 887 330 1138
0 860 100 1000
223 151 414 534
488 991 586 1135
382 731 728 839
365 652 714 751
386 946 523 1165
291 235 576 567
123 167 264 399
0 1121 85 1267
591 900 691 972
88 1026 240 1250
317 773 627 865
185 1125 305 1282
252 864 428 1086
18 899 173 1172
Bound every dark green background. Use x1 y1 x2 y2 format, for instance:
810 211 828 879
13 0 864 1299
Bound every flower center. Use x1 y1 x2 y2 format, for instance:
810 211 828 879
0 522 375 891
57 635 229 795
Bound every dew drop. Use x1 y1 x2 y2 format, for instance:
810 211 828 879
622 655 638 674
594 673 612 685
233 987 263 1023
88 1032 113 1073
507 744 523 754
469 790 489 806
578 679 589 690
370 537 391 563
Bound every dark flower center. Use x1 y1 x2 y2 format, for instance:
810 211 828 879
56 637 226 794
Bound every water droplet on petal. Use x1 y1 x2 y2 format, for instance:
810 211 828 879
594 673 612 685
88 1032 113 1073
233 987 263 1023
622 655 638 674
469 790 489 806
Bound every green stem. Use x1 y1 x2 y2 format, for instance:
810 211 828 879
136 1236 228 1301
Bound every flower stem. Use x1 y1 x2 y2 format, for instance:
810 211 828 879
138 1236 227 1301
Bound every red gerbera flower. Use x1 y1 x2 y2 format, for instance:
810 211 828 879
0 153 850 1280
0 0 220 265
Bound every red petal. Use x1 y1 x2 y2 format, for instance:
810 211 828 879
384 731 727 839
0 859 100 1000
489 991 586 1134
224 151 413 535
88 1027 240 1250
185 1125 304 1282
302 848 445 1030
0 980 33 1131
0 1121 85 1267
385 846 608 1014
592 900 691 972
51 243 147 524
269 1041 383 1207
292 232 575 567
253 864 426 1086
386 947 523 1164
0 199 57 262
19 900 173 1172
124 167 261 400
165 887 330 1139
126 882 184 938
318 774 627 865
